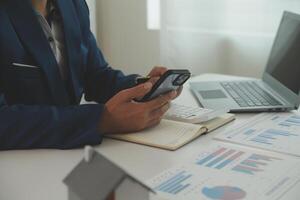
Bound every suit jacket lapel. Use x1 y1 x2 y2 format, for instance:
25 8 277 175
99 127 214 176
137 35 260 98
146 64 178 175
56 0 83 103
6 0 69 105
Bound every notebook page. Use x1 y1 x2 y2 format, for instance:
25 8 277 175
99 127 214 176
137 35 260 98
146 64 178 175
107 119 206 150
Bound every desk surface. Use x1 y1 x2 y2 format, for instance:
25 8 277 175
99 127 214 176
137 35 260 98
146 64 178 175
0 74 299 200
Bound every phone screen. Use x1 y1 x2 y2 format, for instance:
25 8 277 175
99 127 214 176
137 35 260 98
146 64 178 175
148 74 181 100
140 70 191 102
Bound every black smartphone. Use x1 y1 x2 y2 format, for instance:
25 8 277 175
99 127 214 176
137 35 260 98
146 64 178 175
138 69 191 102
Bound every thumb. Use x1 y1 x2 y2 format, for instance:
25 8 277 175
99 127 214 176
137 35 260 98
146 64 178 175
149 77 160 86
119 82 152 102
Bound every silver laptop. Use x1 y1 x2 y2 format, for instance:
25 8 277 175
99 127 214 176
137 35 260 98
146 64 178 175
190 11 300 113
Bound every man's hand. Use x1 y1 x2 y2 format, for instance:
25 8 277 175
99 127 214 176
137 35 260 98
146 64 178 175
147 66 183 99
98 82 177 134
148 66 168 77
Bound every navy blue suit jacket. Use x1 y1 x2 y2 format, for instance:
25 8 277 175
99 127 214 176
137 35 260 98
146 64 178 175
0 0 137 150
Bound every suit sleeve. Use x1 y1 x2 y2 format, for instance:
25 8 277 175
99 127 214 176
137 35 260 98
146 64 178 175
0 92 103 150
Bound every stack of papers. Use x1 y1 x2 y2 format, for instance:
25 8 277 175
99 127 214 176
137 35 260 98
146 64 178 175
147 112 300 200
148 144 300 200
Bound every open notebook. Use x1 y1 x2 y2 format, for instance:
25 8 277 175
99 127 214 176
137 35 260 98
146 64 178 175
106 114 235 151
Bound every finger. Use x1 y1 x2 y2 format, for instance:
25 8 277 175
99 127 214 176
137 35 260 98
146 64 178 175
148 66 168 77
119 82 152 102
174 86 183 99
148 77 160 85
149 103 170 121
145 91 177 111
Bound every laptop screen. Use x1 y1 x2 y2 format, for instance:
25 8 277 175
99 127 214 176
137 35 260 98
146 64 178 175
265 12 300 94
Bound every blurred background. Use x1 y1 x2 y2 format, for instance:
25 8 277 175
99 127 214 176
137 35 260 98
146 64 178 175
86 0 300 77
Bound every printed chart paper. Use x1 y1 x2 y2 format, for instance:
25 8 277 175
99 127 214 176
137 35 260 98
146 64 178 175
214 113 300 156
148 144 300 200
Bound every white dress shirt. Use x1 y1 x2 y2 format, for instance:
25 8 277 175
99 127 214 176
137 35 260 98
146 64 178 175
36 0 68 80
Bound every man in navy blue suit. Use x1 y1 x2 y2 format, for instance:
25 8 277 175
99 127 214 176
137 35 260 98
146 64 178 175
0 0 179 150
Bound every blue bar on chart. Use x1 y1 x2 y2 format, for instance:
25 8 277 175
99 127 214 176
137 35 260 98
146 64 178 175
241 159 267 168
206 149 236 167
155 171 192 195
215 151 245 169
232 165 263 175
196 147 227 165
197 148 246 170
248 154 281 162
279 115 300 127
243 129 256 136
232 154 281 175
250 129 298 145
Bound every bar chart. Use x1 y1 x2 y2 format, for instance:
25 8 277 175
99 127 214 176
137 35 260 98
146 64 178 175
250 129 298 145
154 170 192 195
148 144 300 200
196 147 244 170
232 154 281 175
279 115 300 127
195 146 282 176
215 113 300 156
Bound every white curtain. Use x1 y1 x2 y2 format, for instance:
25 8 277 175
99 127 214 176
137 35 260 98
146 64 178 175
160 0 300 77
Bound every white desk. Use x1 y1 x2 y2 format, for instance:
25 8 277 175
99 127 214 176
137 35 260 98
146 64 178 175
0 74 299 200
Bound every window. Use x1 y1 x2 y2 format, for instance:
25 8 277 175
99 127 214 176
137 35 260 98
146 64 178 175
147 0 161 30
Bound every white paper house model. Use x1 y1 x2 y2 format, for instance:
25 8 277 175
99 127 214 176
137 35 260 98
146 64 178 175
63 146 154 200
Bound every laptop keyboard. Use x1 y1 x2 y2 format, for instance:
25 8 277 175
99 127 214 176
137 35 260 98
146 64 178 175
220 81 283 107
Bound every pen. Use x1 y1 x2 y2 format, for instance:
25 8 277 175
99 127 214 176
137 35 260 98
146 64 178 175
136 76 151 85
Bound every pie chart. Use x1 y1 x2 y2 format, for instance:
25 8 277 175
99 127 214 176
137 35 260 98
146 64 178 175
202 186 246 200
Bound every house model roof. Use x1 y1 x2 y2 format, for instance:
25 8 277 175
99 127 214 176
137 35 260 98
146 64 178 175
63 148 154 200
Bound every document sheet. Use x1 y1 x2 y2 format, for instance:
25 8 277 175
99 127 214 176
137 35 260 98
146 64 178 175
214 112 300 156
148 144 300 200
